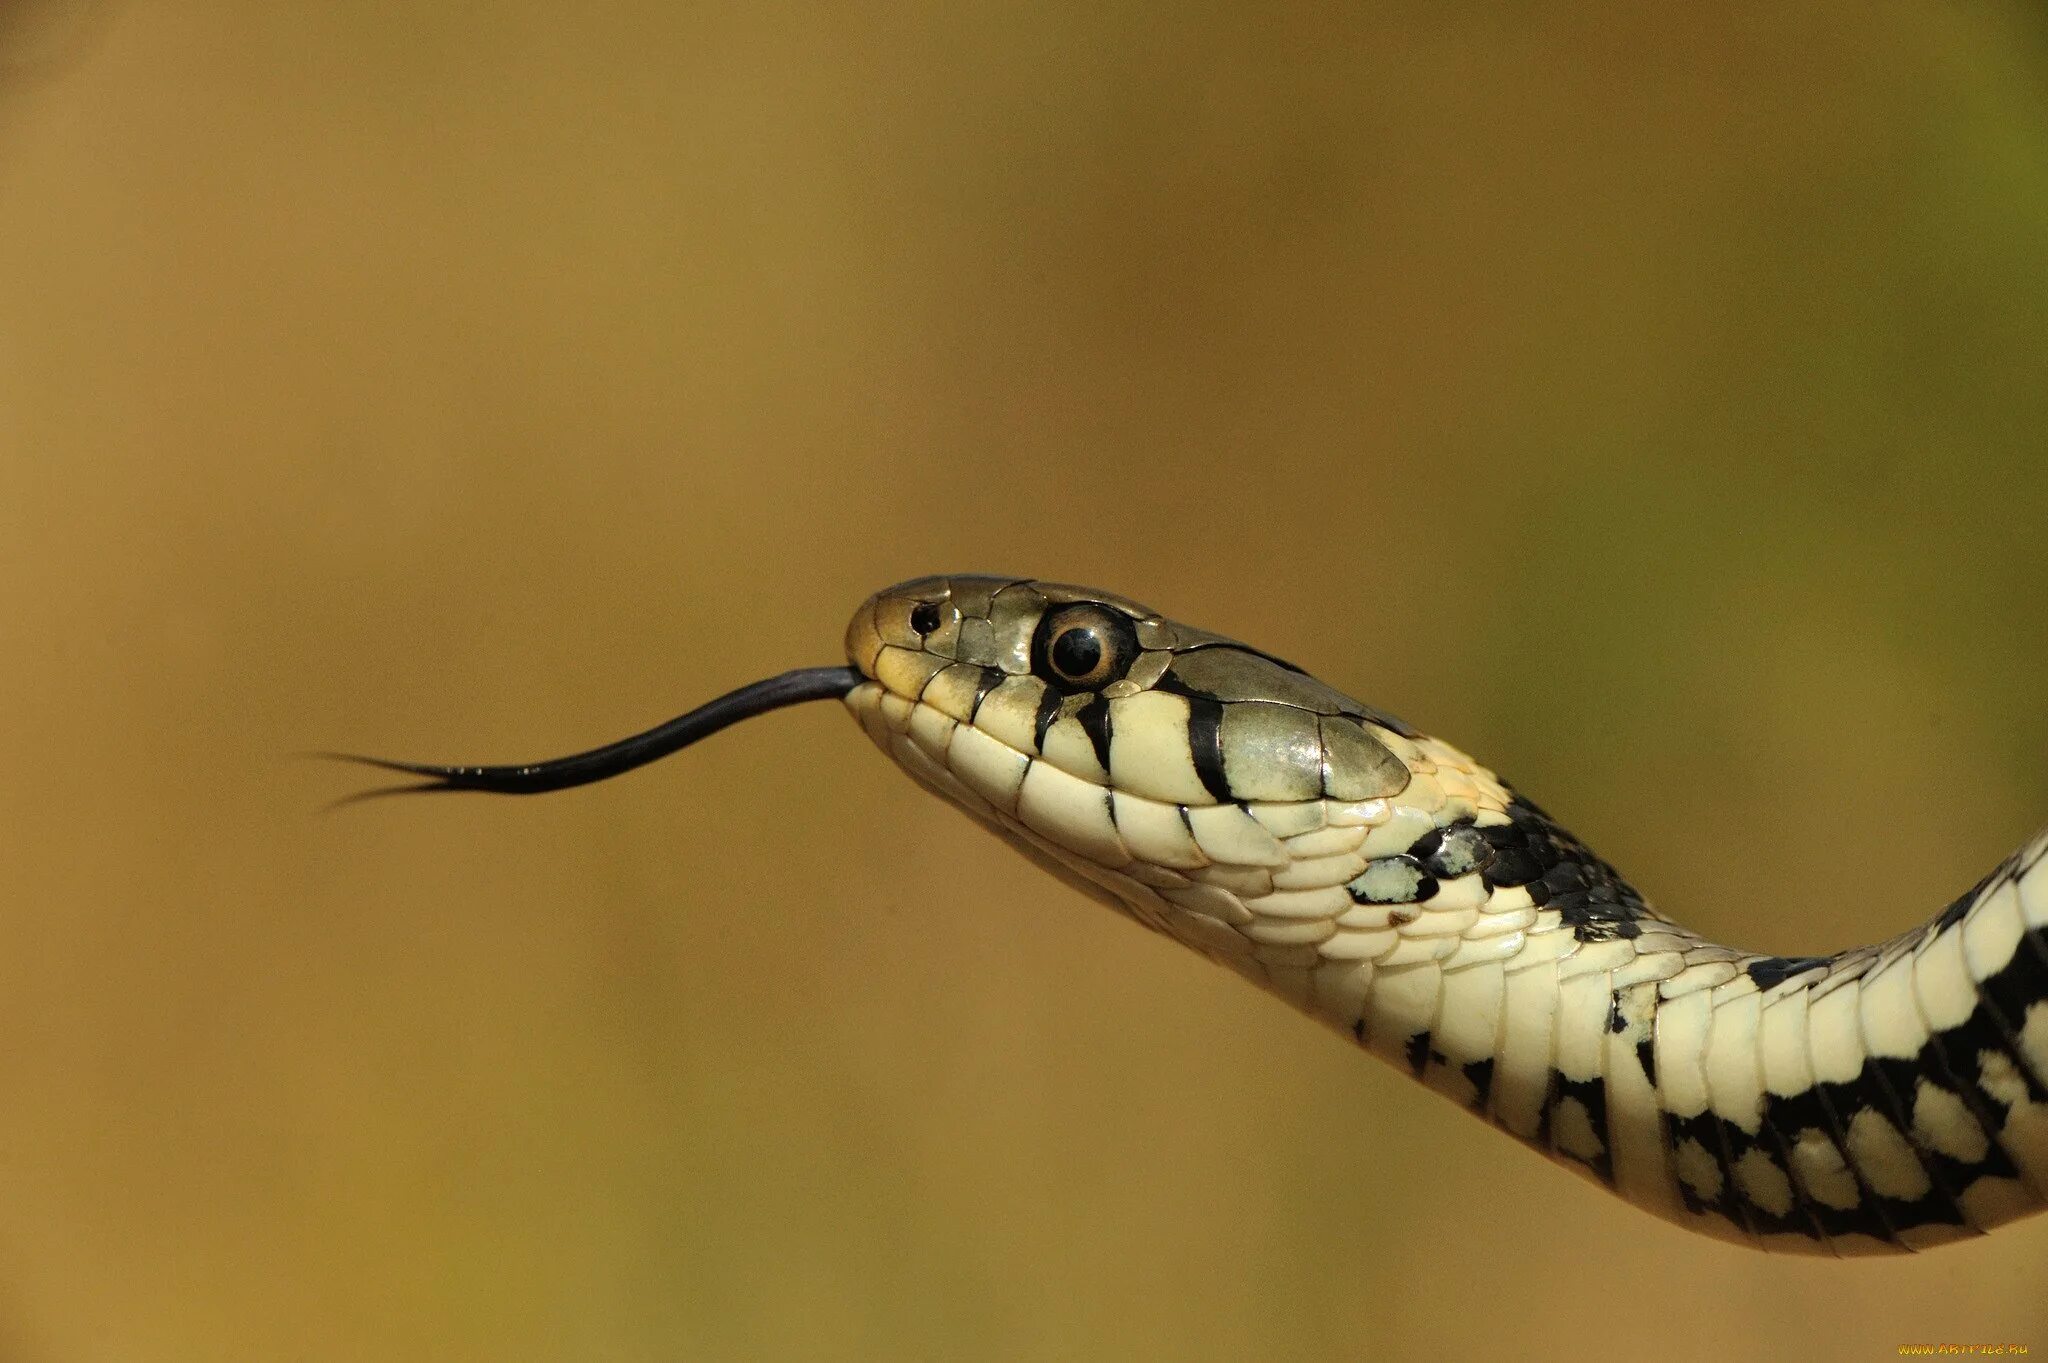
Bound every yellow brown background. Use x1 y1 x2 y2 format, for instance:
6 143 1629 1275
3 3 2047 1359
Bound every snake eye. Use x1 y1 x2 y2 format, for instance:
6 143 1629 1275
1050 627 1101 679
909 601 943 636
1033 604 1139 692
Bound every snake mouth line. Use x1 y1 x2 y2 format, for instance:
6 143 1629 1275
331 665 862 797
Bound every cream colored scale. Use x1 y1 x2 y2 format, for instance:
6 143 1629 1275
355 573 2048 1255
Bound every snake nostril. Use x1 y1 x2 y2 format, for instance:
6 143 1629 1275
909 601 943 636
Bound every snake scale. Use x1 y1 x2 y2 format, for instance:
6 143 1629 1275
358 575 2048 1255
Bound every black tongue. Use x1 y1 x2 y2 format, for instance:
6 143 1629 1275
330 665 861 796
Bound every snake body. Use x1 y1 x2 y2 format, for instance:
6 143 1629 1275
839 575 2048 1254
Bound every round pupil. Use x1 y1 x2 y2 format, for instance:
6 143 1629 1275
1049 626 1103 679
909 601 942 635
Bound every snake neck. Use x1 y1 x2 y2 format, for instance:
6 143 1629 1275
1315 792 2048 1257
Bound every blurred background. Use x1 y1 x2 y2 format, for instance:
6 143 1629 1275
3 2 2047 1359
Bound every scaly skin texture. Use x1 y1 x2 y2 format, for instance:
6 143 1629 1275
842 575 2048 1254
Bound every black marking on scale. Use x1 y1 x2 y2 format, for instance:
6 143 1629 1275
1934 889 1979 933
1032 684 1064 752
1534 1067 1563 1149
1075 694 1115 774
1795 1082 1910 1244
1185 696 1234 804
1480 798 1652 943
1404 1031 1432 1078
1750 1099 1833 1245
1552 1074 1616 1184
1150 654 1420 738
1752 1089 1886 1244
966 670 1002 723
1746 956 1832 991
1464 1057 1496 1113
1857 1055 1973 1228
1917 1030 2024 1177
1664 1109 1765 1242
1972 948 2048 1099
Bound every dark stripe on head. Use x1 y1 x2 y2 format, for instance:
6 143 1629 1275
1032 683 1063 752
1185 696 1233 803
967 669 1002 722
1075 694 1114 773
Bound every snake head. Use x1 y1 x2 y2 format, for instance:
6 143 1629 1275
845 574 1417 810
832 575 1534 981
834 575 1537 1009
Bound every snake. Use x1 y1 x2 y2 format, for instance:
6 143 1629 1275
351 574 2048 1255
